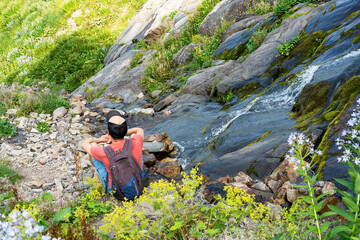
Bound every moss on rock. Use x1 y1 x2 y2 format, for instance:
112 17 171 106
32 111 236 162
290 81 330 130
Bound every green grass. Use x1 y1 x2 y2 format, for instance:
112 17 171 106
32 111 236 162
0 159 21 184
274 0 322 17
0 0 147 91
0 119 16 137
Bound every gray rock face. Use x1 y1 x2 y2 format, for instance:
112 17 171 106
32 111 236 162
215 4 328 94
172 43 199 66
180 60 236 96
104 0 202 66
72 50 138 98
199 0 252 36
221 13 272 41
91 63 147 105
306 0 360 34
213 20 265 57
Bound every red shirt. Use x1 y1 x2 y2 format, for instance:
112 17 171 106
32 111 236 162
90 134 143 188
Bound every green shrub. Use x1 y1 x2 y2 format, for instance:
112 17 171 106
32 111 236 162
36 121 50 133
246 0 275 15
0 159 21 184
277 35 301 56
0 119 15 137
274 0 321 17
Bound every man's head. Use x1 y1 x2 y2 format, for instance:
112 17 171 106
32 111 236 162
106 110 127 140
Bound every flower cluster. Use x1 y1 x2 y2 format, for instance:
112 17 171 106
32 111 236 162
0 210 60 240
336 98 360 165
286 132 322 171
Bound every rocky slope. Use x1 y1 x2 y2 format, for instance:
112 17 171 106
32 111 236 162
70 0 360 182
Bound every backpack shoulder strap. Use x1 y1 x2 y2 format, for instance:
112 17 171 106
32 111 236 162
123 139 142 172
104 145 117 166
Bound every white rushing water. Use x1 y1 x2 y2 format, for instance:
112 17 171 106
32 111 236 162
210 47 360 139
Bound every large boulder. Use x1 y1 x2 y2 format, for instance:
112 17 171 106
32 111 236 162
180 60 236 96
104 0 202 65
144 132 175 153
172 43 199 66
71 50 138 99
199 0 252 36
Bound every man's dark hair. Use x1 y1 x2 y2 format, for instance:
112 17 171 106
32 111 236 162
106 110 127 139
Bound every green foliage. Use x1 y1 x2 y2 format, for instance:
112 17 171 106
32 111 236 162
246 0 274 15
36 121 50 133
246 28 269 54
130 51 145 69
277 35 301 56
0 87 70 117
0 119 16 137
141 0 223 93
169 10 178 20
213 90 234 103
353 32 360 44
274 0 322 17
0 158 21 184
0 0 148 91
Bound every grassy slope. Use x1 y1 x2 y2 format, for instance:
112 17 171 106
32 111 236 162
0 0 147 92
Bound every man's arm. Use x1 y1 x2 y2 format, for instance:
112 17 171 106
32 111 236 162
80 135 111 155
126 127 144 139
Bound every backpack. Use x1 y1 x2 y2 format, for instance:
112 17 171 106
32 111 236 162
103 139 144 200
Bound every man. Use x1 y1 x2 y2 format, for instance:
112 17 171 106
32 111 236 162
81 110 144 193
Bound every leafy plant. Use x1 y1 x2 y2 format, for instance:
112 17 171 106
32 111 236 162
274 0 321 17
286 132 334 239
0 119 15 137
246 0 274 15
328 98 360 239
277 35 301 56
36 121 50 133
0 158 21 184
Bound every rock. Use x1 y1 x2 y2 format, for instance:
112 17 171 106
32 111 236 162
5 109 17 118
154 94 176 112
273 198 286 205
180 60 236 96
276 181 292 200
16 117 28 129
215 3 328 94
234 172 253 186
172 43 199 66
143 153 157 167
265 202 282 220
29 181 43 189
54 179 64 192
267 179 280 194
252 182 270 191
270 159 300 183
151 90 162 98
69 129 80 135
322 181 336 196
143 142 165 152
155 159 182 179
203 182 227 203
221 13 271 41
213 20 265 57
287 189 298 203
230 182 255 195
104 0 202 65
70 106 83 115
144 133 175 153
217 176 231 183
8 150 23 156
30 128 39 133
50 132 58 140
199 0 252 36
136 201 155 217
42 182 54 191
39 158 47 165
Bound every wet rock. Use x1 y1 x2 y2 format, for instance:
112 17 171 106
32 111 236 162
154 94 176 112
203 182 227 203
143 153 157 167
155 159 182 179
234 172 253 186
144 132 175 153
172 43 199 66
